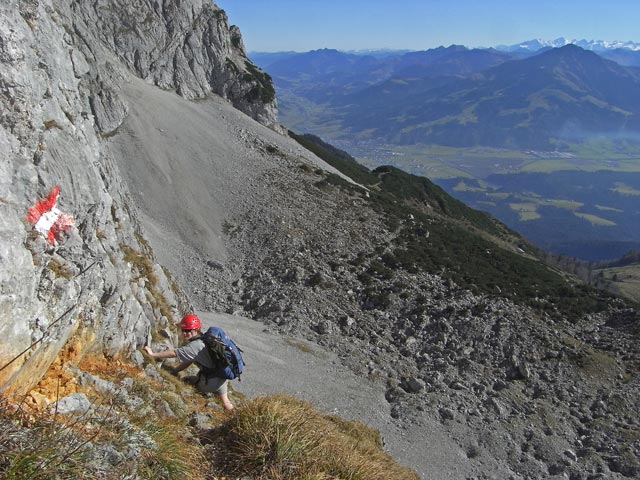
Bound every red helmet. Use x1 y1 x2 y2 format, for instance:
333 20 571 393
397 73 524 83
180 314 201 330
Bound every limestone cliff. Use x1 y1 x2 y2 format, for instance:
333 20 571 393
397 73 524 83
61 0 280 132
0 0 278 396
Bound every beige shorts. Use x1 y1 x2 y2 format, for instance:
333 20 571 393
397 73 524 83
197 374 228 395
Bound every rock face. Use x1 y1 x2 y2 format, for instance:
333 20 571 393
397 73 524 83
62 0 280 132
0 0 274 395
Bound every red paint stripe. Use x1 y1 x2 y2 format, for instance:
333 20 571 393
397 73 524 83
26 185 60 225
48 213 74 244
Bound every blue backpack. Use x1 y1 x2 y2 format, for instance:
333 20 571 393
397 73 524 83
200 326 244 380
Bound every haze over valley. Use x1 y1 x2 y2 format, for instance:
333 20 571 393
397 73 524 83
250 41 640 262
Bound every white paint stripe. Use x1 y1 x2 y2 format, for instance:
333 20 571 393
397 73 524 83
34 206 62 237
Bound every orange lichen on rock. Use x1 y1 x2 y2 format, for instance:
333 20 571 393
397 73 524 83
25 333 142 412
25 341 83 410
77 354 141 379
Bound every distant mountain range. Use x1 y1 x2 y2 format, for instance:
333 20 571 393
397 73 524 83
251 37 640 68
495 37 640 53
253 43 640 150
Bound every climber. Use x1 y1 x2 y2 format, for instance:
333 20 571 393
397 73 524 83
143 313 234 412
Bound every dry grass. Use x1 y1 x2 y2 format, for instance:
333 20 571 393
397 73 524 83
3 338 416 479
0 397 128 479
285 337 315 354
1 350 209 480
0 395 207 480
46 258 74 279
215 394 419 480
120 240 175 323
136 418 206 480
43 119 62 130
3 379 418 479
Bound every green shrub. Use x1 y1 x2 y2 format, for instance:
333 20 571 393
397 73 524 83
244 61 275 103
289 132 378 187
292 132 626 321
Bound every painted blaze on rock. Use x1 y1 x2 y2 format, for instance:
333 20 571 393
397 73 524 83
26 186 75 245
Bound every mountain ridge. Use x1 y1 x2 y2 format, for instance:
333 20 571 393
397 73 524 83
251 37 640 57
262 44 640 149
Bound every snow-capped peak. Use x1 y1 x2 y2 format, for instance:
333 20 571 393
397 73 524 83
498 38 640 52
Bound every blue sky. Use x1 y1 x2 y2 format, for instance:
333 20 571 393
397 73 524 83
216 0 639 52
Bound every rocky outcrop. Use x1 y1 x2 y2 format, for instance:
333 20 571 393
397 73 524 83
0 0 276 396
1 0 178 395
61 0 279 132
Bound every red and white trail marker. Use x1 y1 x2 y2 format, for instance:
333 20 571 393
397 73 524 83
26 186 75 244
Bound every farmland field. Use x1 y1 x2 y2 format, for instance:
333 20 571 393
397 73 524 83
349 141 640 260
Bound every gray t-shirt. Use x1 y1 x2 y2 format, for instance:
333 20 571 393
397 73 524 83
175 338 213 368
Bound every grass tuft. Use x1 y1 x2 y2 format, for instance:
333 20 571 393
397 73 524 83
0 397 123 480
46 259 73 279
216 394 419 480
43 119 62 130
120 237 174 323
136 419 205 480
